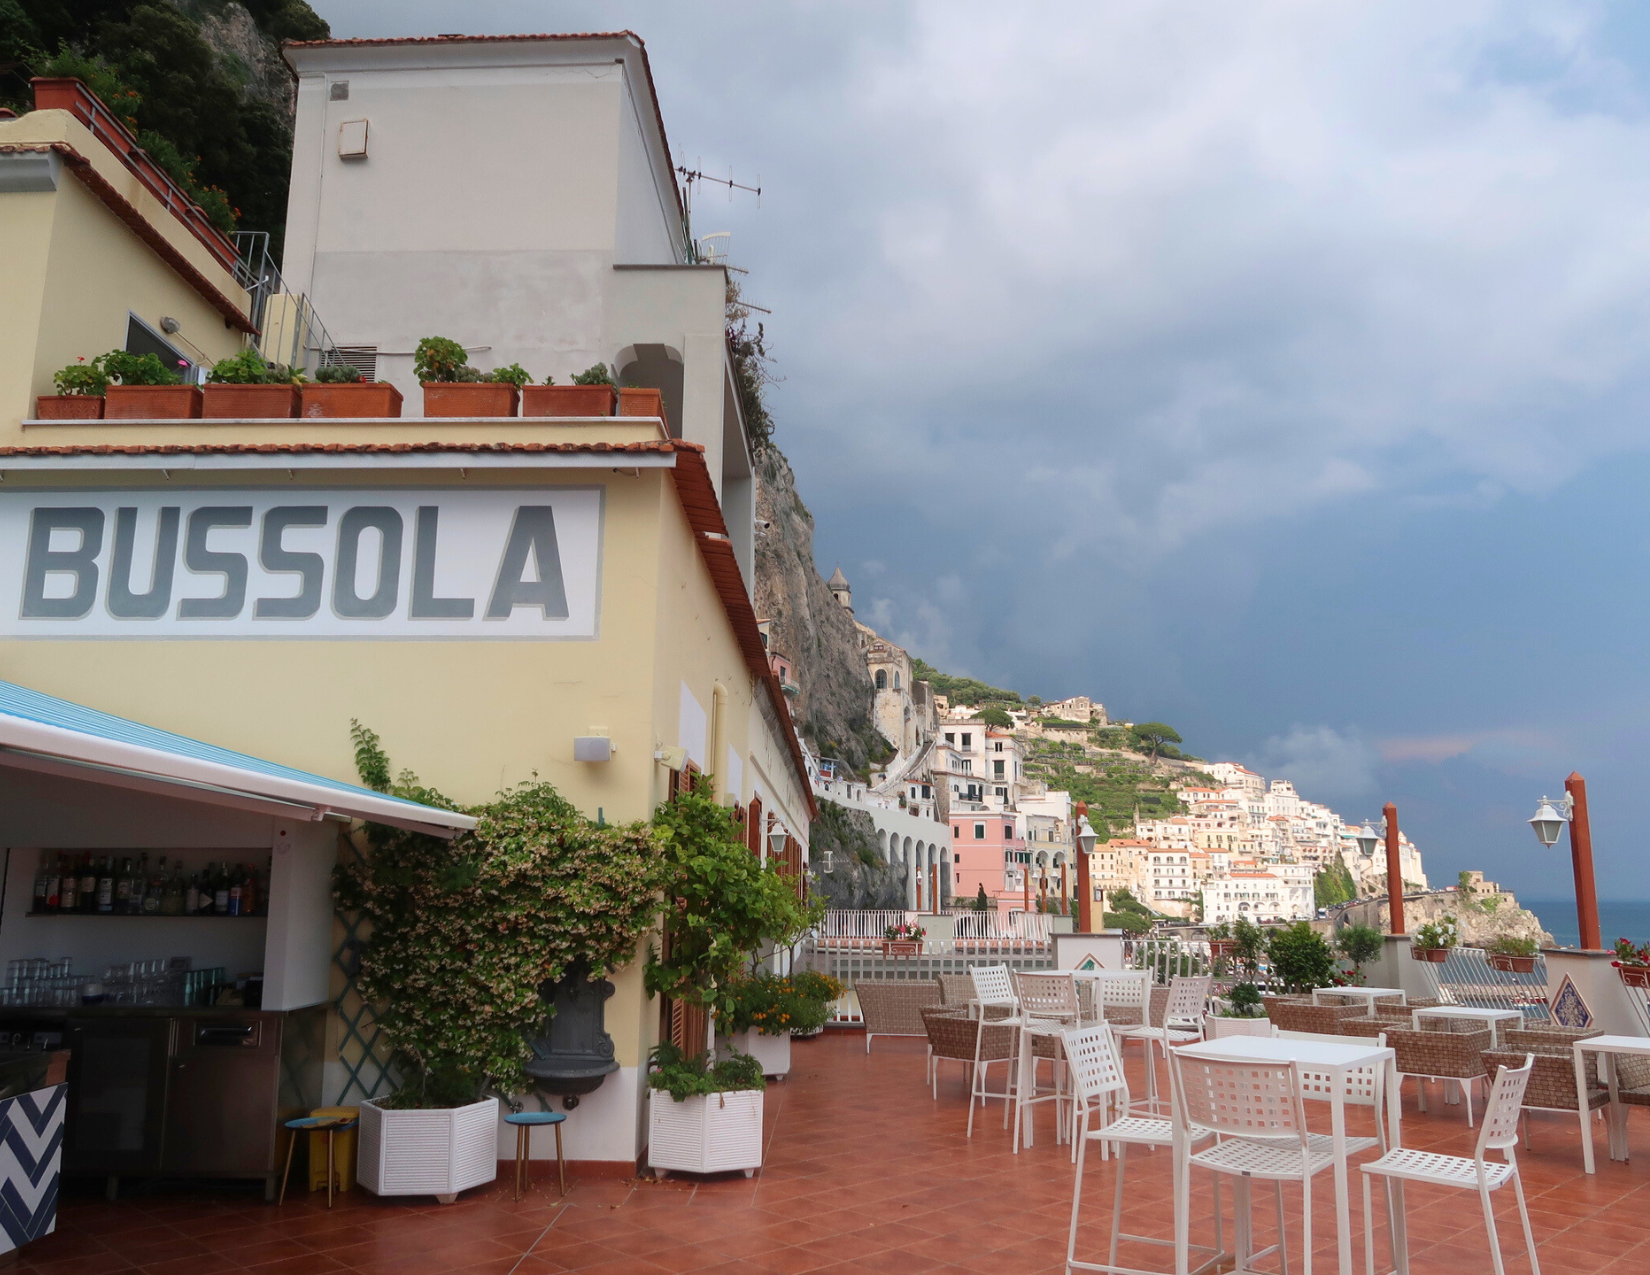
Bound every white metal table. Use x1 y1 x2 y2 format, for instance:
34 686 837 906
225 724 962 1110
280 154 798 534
1573 1034 1650 1174
1313 986 1406 1015
1174 1034 1401 1275
1410 1005 1522 1047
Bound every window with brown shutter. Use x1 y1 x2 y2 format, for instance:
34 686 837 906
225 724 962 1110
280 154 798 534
747 797 763 855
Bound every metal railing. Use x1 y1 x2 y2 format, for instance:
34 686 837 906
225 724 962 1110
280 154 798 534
952 911 1051 945
231 231 342 374
1423 947 1551 1021
816 910 912 947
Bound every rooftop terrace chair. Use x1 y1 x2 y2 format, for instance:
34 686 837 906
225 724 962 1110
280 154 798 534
1010 971 1083 1151
1480 1035 1607 1151
1061 1023 1222 1275
937 973 976 1007
1360 1055 1539 1275
854 979 941 1054
1268 1000 1365 1036
1112 976 1210 1115
1381 1024 1493 1126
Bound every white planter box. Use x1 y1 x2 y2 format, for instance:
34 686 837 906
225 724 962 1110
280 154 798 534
648 1088 763 1177
727 1028 791 1077
356 1096 499 1202
1206 1014 1274 1039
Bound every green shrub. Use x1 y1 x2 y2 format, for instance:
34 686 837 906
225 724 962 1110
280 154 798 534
1336 923 1384 972
722 970 842 1036
572 362 617 387
485 362 531 389
1224 982 1264 1017
102 350 181 386
413 336 474 383
646 1042 765 1101
1486 934 1538 957
207 348 294 384
313 363 364 384
52 357 109 396
1266 922 1337 992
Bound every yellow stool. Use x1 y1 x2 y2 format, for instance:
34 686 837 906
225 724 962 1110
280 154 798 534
307 1106 360 1193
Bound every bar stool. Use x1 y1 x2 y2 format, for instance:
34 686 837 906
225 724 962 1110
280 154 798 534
279 1114 357 1207
505 1109 567 1200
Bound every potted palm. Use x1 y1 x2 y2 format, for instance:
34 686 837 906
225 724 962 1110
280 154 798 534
522 363 619 417
1612 938 1650 989
336 723 661 1202
36 357 108 419
1485 935 1540 974
1411 915 1458 963
102 350 200 418
301 363 404 418
417 336 525 416
644 777 813 1178
201 348 301 418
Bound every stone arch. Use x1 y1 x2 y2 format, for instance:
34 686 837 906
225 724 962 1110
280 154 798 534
614 343 684 437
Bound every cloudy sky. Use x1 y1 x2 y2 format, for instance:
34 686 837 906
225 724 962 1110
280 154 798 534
320 2 1650 902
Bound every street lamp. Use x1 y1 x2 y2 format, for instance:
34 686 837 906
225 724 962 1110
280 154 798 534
1355 822 1379 858
767 825 788 862
1527 773 1600 950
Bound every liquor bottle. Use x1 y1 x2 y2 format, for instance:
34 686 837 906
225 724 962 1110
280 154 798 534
45 856 61 913
161 859 184 916
185 872 200 916
77 854 96 913
143 856 164 914
96 857 114 913
130 853 149 915
213 863 230 916
59 856 76 913
114 857 133 913
32 859 49 913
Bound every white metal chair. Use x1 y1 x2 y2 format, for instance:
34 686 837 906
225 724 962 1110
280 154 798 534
1360 1055 1540 1275
1113 976 1210 1113
969 963 1018 1017
1062 1024 1223 1275
967 964 1021 1137
1171 1051 1340 1275
1011 971 1082 1152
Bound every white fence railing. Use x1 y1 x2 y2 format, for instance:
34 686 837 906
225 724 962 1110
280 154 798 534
816 910 913 947
952 912 1052 944
1425 947 1551 1021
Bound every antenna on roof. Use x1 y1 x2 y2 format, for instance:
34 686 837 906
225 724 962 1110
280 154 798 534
678 161 761 263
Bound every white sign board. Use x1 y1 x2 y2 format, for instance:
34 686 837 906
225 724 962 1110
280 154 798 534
0 487 602 639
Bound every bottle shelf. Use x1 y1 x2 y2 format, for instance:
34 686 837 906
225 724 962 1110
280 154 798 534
25 911 268 920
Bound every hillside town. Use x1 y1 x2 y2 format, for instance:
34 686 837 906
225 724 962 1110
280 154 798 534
786 569 1428 923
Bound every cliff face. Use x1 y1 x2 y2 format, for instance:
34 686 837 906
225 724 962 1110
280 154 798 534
754 447 882 772
808 801 905 909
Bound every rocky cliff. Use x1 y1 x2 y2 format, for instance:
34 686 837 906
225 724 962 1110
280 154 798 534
808 800 905 909
1339 888 1553 946
754 447 883 772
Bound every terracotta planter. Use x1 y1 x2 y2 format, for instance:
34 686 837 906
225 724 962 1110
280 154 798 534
422 382 519 417
1411 947 1449 963
104 385 202 419
300 383 403 418
1487 954 1538 974
618 386 667 428
34 395 103 420
881 940 921 957
201 383 300 419
522 384 617 417
1614 962 1650 989
1207 940 1236 959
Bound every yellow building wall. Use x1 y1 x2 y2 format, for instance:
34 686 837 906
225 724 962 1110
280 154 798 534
0 190 55 433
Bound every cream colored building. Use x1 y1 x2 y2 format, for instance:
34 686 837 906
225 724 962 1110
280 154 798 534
0 35 812 1177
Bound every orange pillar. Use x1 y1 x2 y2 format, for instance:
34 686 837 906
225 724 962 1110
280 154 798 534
1076 803 1093 931
1566 772 1602 951
1383 801 1405 935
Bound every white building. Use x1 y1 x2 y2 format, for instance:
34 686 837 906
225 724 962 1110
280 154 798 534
1202 870 1314 925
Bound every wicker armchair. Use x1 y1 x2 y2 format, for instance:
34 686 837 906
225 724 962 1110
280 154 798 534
1262 994 1309 1019
1336 1014 1411 1039
938 974 976 1006
1384 1025 1493 1125
922 1006 1008 1099
855 979 942 1054
1270 1000 1366 1035
1481 1045 1608 1134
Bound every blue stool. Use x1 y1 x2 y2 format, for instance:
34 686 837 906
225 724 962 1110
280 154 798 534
279 1115 357 1208
504 1110 566 1200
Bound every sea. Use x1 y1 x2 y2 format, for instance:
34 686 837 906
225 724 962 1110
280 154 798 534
1520 898 1650 949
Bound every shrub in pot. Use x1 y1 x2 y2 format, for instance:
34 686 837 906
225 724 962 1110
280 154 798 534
301 363 403 418
1207 982 1273 1037
416 336 523 416
1411 915 1458 963
336 723 662 1201
1485 934 1540 974
201 348 301 418
1335 923 1384 982
719 971 842 1074
37 356 108 419
522 364 618 417
1266 922 1337 992
102 350 200 418
646 1044 764 1177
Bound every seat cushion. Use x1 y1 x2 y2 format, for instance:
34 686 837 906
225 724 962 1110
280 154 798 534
505 1111 567 1125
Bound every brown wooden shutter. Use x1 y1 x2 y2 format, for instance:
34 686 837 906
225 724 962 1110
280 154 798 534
747 797 763 855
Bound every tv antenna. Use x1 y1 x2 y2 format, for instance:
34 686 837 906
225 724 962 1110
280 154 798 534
677 164 762 219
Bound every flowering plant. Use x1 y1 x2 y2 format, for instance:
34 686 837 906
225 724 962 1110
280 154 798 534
52 356 109 396
1612 938 1650 967
884 922 927 942
335 722 663 1108
722 970 844 1036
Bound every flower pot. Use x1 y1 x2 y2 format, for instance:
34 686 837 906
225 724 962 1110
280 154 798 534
522 384 617 417
201 383 300 419
300 383 403 418
1206 1014 1273 1039
1207 941 1236 959
104 385 202 419
727 1028 791 1077
1487 954 1538 974
1614 962 1650 989
1411 947 1450 963
881 940 921 956
618 386 667 428
422 382 519 417
648 1088 762 1178
34 395 103 420
355 1095 498 1203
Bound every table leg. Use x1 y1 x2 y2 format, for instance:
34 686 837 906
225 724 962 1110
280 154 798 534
1331 1091 1352 1275
1605 1055 1627 1162
1575 1047 1595 1174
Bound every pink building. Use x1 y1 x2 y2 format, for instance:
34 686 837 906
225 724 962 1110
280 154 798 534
949 810 1030 913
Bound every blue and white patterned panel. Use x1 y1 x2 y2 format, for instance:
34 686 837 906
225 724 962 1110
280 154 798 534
0 1084 64 1255
1549 974 1594 1030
